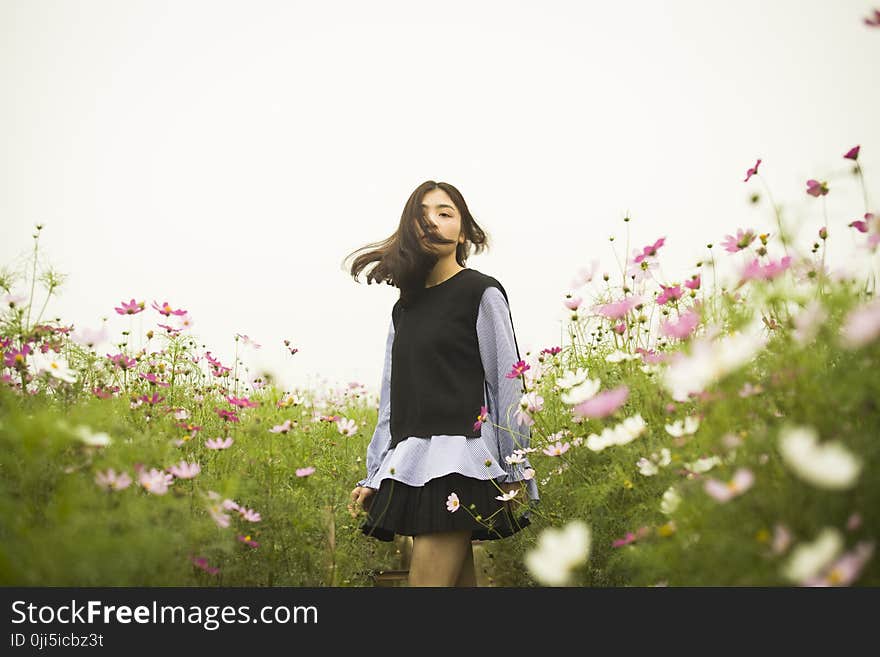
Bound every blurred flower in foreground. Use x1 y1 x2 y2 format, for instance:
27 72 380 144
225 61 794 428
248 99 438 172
839 298 880 349
778 425 862 490
704 468 755 502
524 520 591 586
803 541 875 587
660 485 681 515
782 528 843 583
28 350 77 383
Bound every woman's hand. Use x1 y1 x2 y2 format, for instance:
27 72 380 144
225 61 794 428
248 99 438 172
348 485 376 517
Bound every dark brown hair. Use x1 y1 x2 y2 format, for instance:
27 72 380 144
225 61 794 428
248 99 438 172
343 180 490 306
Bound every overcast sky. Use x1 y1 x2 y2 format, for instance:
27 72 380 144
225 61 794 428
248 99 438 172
1 0 877 400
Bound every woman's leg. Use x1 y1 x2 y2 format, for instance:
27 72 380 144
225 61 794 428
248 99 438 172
454 542 477 587
408 529 472 587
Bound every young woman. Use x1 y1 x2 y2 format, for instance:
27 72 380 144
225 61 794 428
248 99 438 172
345 180 539 587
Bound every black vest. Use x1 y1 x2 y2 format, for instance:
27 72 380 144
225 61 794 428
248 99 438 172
389 268 522 448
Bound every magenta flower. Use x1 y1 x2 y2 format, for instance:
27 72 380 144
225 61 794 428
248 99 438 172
139 372 170 387
152 300 187 317
114 298 145 315
596 295 642 320
215 408 240 423
139 392 165 406
684 275 701 290
844 145 860 160
572 385 629 419
473 405 489 431
227 395 259 408
506 360 531 379
721 228 756 253
743 158 761 182
106 353 137 370
635 347 666 365
3 343 32 369
205 437 234 450
612 526 651 548
237 534 260 548
849 217 869 233
660 309 700 339
632 237 666 264
656 284 683 306
190 556 220 575
806 179 829 197
703 468 755 502
865 10 880 27
613 322 626 334
295 466 316 477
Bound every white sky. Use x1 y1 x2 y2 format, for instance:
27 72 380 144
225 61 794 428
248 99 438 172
1 0 877 398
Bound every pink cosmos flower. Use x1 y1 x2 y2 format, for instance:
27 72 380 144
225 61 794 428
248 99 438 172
238 507 262 522
295 466 316 477
542 440 571 456
660 309 700 339
138 468 174 495
572 385 629 419
743 158 761 182
612 526 650 548
167 460 201 479
844 145 860 160
506 360 531 379
740 256 792 282
596 295 642 320
614 322 626 334
684 275 701 290
446 492 460 512
227 395 259 408
840 298 880 348
656 284 683 306
803 542 875 587
703 468 754 502
721 228 756 253
95 468 132 491
865 10 880 27
473 405 489 431
152 300 187 317
806 179 829 197
635 347 666 365
114 298 145 315
563 295 582 310
205 437 234 449
632 237 666 264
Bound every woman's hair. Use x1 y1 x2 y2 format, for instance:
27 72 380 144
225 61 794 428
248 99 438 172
343 180 490 306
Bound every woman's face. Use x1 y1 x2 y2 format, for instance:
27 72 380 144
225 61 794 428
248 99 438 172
415 188 464 255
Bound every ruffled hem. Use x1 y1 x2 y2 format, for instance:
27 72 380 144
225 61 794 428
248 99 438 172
359 435 539 504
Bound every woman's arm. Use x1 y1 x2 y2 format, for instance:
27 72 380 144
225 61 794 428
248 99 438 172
477 286 533 483
356 317 394 489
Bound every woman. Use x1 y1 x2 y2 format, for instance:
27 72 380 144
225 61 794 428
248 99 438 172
345 180 539 587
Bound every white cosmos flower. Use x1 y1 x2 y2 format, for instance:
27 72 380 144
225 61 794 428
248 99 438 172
524 520 591 586
782 528 844 583
605 350 640 363
560 377 601 405
665 415 700 437
660 485 681 515
585 414 646 451
73 425 112 447
555 367 591 390
661 318 767 402
778 425 862 490
28 350 78 383
685 455 722 474
637 458 659 476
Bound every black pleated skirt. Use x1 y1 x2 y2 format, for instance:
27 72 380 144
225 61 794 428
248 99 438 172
359 471 532 542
